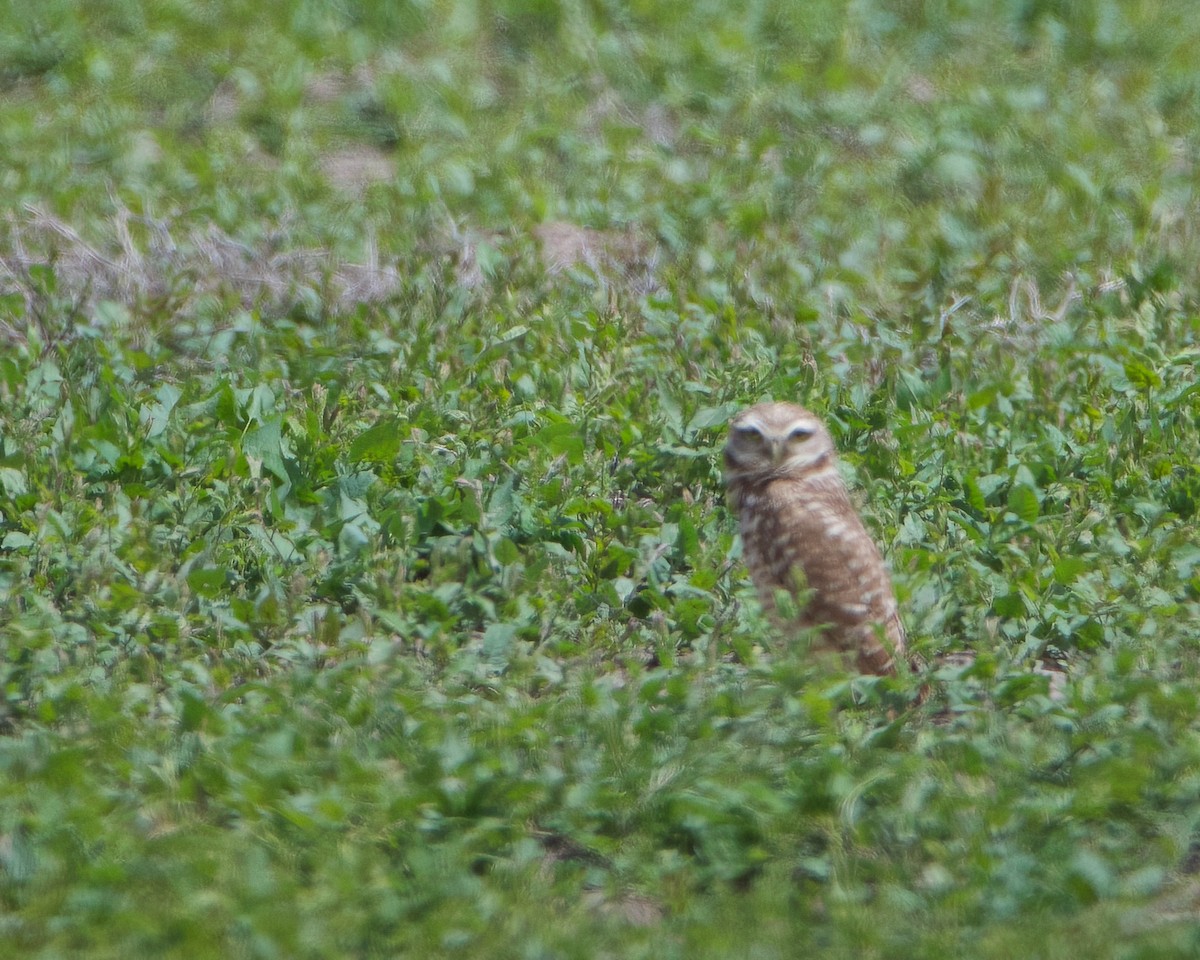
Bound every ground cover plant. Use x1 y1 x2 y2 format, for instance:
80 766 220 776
2 0 1200 956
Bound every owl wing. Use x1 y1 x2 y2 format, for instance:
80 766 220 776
761 481 906 671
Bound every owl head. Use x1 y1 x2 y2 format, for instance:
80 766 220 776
723 402 836 481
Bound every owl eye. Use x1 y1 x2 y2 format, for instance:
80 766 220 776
788 426 814 442
734 424 764 442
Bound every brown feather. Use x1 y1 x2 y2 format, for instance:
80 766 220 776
725 402 905 674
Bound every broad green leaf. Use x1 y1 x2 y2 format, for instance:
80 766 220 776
1053 556 1088 584
482 622 517 663
243 417 290 482
349 420 403 463
338 522 371 555
486 476 516 525
139 382 182 438
187 566 228 597
1007 483 1040 522
533 421 584 464
494 536 520 565
489 324 528 346
992 592 1026 618
686 402 739 433
0 466 27 497
675 513 700 559
246 383 278 423
963 475 986 513
967 385 998 410
1123 360 1161 390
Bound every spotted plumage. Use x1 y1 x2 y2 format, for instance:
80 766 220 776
724 402 906 674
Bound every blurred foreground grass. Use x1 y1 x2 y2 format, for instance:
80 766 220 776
2 1 1200 956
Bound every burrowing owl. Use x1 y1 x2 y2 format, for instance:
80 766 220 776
724 402 906 674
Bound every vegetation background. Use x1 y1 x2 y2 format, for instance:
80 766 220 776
1 0 1199 956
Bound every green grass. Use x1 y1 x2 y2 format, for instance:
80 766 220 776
2 0 1200 956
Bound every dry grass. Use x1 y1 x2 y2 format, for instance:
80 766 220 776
533 220 660 292
0 204 664 345
319 146 395 193
0 202 408 342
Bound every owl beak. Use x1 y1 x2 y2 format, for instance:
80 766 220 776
768 438 785 461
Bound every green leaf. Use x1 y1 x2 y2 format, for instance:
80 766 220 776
686 402 739 434
486 476 517 525
533 421 584 464
967 384 998 410
0 466 28 497
1006 483 1040 522
178 688 209 732
338 522 371 555
139 383 182 439
675 513 700 560
1123 360 1161 390
963 475 986 513
2 531 34 550
494 536 520 565
243 417 291 483
488 324 529 347
482 622 518 664
992 592 1026 618
349 419 403 463
187 566 228 597
1053 556 1088 584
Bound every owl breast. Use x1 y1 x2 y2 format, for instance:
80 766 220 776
734 472 905 674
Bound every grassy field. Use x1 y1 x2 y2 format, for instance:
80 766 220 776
2 0 1200 956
